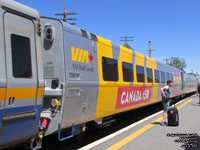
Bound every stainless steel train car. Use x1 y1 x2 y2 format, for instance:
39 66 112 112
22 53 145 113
39 17 198 141
0 0 198 149
183 73 199 95
0 0 44 149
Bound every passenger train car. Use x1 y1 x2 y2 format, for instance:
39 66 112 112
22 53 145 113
40 17 199 139
0 0 199 149
0 0 44 149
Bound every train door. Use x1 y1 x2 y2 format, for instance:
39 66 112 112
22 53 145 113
1 12 38 143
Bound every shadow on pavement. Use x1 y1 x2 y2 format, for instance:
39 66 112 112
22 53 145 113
150 121 162 126
188 103 200 107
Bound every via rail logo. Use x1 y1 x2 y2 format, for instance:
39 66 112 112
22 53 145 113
116 86 152 109
71 46 93 64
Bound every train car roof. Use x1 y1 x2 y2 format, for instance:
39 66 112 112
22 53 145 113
0 0 40 20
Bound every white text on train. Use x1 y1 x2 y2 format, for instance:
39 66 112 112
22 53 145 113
121 89 150 105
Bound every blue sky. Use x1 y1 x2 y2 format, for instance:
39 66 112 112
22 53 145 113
16 0 200 73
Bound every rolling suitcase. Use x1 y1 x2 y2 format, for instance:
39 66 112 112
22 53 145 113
167 105 179 126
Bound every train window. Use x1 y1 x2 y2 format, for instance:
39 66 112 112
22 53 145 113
146 68 153 83
102 57 118 81
122 62 133 82
166 72 170 81
11 34 32 78
154 70 160 83
170 73 174 81
161 71 166 83
136 65 145 82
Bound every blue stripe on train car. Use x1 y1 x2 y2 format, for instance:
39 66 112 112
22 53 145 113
0 105 42 145
4 105 35 115
34 105 42 133
0 109 2 131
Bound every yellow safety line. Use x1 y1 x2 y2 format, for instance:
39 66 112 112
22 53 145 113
177 99 193 110
106 98 193 150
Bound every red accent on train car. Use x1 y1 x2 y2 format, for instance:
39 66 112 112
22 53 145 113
116 86 152 109
174 69 181 77
173 91 182 97
89 53 93 62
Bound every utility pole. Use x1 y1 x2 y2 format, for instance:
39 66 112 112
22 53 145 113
120 36 134 45
145 40 155 58
54 6 77 25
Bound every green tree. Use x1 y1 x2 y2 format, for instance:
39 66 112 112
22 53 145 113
164 57 187 72
124 43 132 49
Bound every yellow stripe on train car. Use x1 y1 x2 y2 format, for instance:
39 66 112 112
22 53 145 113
0 88 6 101
146 57 158 104
95 36 118 119
115 45 133 113
0 88 43 101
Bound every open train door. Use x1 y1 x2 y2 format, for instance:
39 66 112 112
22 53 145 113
1 12 38 144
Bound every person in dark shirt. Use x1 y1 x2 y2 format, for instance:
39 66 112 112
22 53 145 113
197 84 200 104
160 80 173 126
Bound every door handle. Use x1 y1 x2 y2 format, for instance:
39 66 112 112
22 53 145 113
8 97 15 106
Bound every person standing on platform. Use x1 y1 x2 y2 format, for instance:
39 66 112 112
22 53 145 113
160 80 173 126
197 84 200 104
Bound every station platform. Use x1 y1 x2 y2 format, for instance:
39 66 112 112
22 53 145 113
79 95 200 150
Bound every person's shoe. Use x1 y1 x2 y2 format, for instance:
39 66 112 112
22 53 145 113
164 121 168 126
161 121 166 126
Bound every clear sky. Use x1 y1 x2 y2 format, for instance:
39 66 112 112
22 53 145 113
16 0 200 73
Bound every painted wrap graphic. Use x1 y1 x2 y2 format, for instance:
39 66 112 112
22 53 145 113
116 86 152 109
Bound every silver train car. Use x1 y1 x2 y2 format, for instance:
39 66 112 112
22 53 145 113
40 17 198 140
0 0 198 149
0 0 44 149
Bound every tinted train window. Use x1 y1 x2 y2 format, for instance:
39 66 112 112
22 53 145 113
166 72 170 81
161 71 165 83
154 70 160 83
170 73 174 81
11 34 32 78
122 62 133 82
102 57 118 81
146 68 153 83
136 65 144 82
